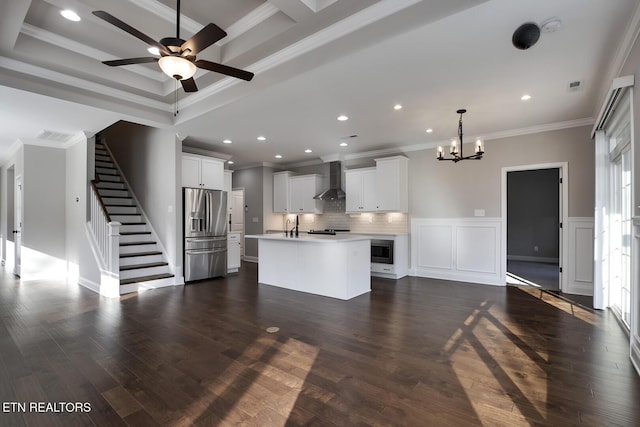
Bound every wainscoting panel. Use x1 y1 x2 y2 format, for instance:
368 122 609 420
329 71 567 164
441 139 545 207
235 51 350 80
411 218 503 286
456 225 498 274
416 224 453 270
565 218 594 295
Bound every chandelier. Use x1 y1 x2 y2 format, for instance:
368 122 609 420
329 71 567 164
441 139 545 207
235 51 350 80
437 109 484 162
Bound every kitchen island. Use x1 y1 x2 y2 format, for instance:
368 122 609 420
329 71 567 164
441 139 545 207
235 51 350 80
245 234 371 300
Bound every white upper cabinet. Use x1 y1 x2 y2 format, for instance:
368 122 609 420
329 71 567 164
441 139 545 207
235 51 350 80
375 156 408 212
224 170 233 213
345 167 377 213
273 171 292 213
181 154 225 190
289 174 323 213
345 156 408 213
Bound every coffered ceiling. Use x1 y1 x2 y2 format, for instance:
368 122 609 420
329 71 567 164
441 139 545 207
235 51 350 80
0 0 638 167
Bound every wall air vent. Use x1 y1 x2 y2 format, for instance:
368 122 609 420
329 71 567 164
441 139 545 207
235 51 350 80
35 130 74 143
568 81 582 92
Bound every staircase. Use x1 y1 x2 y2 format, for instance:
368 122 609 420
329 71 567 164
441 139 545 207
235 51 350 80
93 141 174 291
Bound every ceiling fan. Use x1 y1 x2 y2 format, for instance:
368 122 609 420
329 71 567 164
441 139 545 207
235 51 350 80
92 0 254 93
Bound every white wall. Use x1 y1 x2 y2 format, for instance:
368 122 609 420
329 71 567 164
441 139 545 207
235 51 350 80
19 143 66 280
103 121 181 277
65 134 100 288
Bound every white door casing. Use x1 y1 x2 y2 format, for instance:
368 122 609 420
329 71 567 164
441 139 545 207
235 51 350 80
14 175 22 277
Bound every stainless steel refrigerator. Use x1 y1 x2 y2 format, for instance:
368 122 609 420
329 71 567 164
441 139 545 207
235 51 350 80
183 188 227 282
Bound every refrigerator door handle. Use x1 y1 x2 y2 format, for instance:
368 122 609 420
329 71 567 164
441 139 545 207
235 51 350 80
186 248 227 255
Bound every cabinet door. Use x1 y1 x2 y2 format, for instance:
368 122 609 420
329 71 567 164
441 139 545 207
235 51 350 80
182 155 201 188
200 157 224 190
273 173 290 213
376 157 408 212
289 178 305 213
361 168 378 211
227 234 241 269
345 171 363 212
224 171 233 213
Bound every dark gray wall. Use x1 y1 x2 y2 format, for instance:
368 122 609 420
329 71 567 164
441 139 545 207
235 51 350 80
507 168 559 259
103 121 181 270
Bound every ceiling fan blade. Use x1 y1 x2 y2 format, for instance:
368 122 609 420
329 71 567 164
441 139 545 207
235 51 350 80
194 60 254 81
181 77 198 92
93 11 170 56
103 57 159 66
181 23 227 55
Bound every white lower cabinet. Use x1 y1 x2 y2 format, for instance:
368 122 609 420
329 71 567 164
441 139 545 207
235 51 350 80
228 233 241 273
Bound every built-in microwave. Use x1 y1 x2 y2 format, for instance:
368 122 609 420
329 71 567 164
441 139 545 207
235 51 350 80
371 239 394 264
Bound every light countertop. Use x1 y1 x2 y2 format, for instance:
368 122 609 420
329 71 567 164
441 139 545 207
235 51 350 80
245 234 372 243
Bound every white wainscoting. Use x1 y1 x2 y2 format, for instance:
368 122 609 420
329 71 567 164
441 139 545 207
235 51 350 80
411 218 503 286
631 218 640 376
564 218 594 296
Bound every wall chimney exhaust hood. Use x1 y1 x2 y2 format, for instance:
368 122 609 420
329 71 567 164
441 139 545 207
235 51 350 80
314 161 345 200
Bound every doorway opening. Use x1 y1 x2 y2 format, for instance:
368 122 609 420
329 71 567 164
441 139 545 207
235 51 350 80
502 163 575 301
506 168 561 290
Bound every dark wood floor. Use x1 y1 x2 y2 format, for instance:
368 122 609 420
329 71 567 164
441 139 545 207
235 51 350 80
1 263 639 426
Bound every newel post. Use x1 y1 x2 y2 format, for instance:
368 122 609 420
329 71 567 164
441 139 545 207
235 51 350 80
108 221 121 274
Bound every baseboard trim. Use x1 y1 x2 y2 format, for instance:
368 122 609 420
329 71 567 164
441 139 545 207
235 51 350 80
78 277 100 294
507 255 559 263
410 267 505 287
243 256 258 263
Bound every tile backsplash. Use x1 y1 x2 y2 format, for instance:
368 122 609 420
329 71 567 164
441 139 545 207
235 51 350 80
280 210 408 234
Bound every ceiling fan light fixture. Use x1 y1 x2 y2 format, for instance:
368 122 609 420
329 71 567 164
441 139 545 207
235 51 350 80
158 56 196 80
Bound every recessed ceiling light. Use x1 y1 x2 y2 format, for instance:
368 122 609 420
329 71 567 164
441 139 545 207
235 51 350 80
61 10 81 22
223 139 232 144
394 104 403 110
426 128 433 133
148 47 160 56
521 94 532 101
305 149 312 153
228 160 234 164
337 115 349 121
340 142 348 147
275 155 283 159
257 136 266 141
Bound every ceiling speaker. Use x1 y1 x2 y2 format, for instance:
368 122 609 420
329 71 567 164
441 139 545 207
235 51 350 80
512 22 541 50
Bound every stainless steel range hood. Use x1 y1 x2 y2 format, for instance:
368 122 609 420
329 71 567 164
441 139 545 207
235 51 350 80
314 161 345 200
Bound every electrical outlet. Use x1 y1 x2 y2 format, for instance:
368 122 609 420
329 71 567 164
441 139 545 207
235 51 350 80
534 246 539 252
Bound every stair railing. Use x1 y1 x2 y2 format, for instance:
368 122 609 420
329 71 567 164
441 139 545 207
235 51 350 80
89 180 120 274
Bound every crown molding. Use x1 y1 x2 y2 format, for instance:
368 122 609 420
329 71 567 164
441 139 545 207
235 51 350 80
340 117 596 161
177 0 423 112
0 56 172 113
181 145 232 160
129 0 202 35
594 0 640 118
20 23 165 82
218 3 280 47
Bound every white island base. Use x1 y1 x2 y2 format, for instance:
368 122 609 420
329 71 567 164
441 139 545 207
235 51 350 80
249 235 371 300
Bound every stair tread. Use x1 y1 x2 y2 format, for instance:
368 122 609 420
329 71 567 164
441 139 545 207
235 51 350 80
121 222 146 225
120 261 168 271
104 204 136 207
120 241 156 246
120 251 162 258
111 213 140 216
120 231 151 235
120 273 174 286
